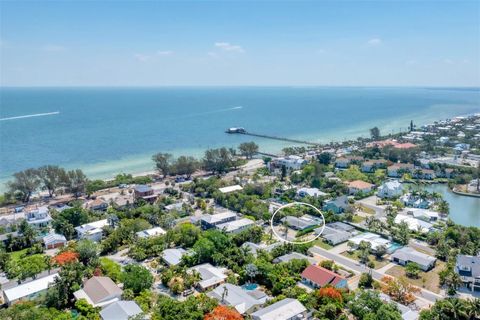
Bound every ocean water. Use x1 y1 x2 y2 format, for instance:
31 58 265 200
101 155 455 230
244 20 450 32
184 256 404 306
1 87 480 188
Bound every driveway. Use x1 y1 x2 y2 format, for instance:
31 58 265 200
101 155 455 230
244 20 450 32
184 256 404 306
356 196 386 217
308 246 443 304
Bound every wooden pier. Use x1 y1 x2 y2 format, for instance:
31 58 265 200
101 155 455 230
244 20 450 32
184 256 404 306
227 129 320 146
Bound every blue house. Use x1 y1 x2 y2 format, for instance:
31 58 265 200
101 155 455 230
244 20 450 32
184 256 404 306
322 195 349 214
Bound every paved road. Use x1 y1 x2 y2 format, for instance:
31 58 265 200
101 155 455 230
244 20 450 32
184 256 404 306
309 246 442 304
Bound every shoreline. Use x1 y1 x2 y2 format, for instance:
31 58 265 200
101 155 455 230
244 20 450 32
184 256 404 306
1 110 479 192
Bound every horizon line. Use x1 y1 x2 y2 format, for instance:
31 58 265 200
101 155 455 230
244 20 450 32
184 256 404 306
1 85 479 89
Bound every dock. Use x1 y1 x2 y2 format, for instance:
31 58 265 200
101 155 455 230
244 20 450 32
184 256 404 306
226 127 320 146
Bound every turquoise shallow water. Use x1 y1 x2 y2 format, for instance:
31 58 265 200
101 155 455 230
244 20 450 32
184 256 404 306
1 87 479 189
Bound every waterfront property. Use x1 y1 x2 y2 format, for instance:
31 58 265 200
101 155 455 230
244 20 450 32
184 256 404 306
394 214 433 233
402 208 440 222
99 300 144 320
268 155 308 172
75 219 109 242
251 298 308 320
3 273 59 305
455 255 480 292
301 265 348 289
73 276 123 307
25 206 52 228
390 247 436 271
133 184 157 203
207 283 268 315
87 198 109 211
377 180 403 199
387 163 414 178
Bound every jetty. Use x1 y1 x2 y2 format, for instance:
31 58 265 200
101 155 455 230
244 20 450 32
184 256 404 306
225 127 320 146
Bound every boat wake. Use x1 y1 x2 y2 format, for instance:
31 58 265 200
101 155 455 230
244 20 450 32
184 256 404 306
0 111 60 121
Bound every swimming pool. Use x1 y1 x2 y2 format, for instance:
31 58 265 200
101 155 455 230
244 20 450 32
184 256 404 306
388 242 403 253
242 283 258 291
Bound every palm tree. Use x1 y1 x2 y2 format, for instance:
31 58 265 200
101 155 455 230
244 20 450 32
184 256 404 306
221 285 229 303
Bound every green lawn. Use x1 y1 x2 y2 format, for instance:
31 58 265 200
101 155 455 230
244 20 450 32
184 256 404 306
357 204 375 215
385 261 445 293
341 251 389 269
352 215 366 223
313 239 333 250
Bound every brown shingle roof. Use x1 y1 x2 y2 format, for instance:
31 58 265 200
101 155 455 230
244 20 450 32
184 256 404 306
82 277 122 304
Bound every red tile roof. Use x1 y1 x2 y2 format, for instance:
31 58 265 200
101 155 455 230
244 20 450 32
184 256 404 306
348 180 374 190
301 265 345 287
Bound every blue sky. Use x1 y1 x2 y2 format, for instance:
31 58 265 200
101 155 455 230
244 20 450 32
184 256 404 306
1 1 479 86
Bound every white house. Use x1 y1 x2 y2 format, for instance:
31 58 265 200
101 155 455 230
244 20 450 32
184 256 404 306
377 180 403 199
25 206 52 228
188 263 228 291
251 298 308 320
201 210 237 229
43 233 67 249
269 155 308 172
403 208 440 222
297 187 327 198
3 273 59 305
394 214 433 233
219 185 243 194
75 219 109 242
216 218 255 234
136 226 166 239
207 283 268 315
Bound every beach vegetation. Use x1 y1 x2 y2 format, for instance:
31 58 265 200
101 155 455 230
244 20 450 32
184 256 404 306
238 141 259 159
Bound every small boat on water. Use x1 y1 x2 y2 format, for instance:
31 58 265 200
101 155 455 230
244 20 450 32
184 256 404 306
225 127 246 134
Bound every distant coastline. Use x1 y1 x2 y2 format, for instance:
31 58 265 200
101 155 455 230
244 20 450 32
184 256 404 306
1 87 479 191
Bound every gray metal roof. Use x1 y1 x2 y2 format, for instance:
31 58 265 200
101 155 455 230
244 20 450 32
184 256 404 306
99 300 143 320
251 298 306 320
391 247 436 267
456 255 480 278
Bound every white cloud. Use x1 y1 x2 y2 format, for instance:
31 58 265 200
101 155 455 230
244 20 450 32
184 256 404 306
133 53 150 62
367 38 382 46
157 50 173 56
42 44 67 52
214 42 245 53
442 58 453 64
405 59 417 66
317 48 326 54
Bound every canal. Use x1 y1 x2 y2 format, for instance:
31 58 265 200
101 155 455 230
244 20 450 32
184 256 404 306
422 184 480 227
